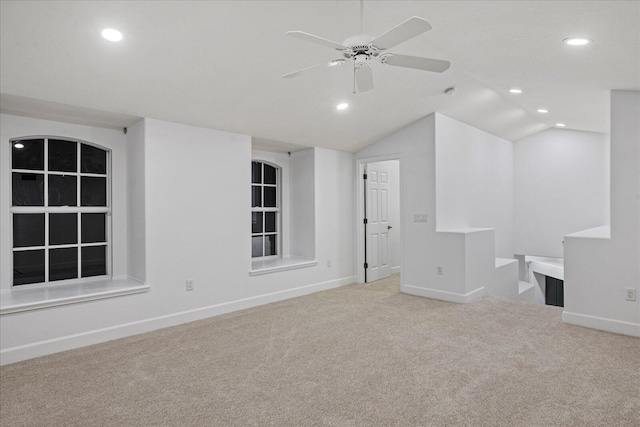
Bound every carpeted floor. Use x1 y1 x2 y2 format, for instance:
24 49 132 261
1 275 639 426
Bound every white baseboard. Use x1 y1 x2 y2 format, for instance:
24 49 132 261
0 275 355 366
391 266 401 275
402 284 485 304
562 311 640 337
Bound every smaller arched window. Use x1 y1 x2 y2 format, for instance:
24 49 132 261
251 161 279 258
11 137 110 286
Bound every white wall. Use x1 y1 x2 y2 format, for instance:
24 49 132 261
126 119 146 282
314 148 355 278
384 160 401 272
143 119 251 306
356 115 437 290
564 91 640 336
289 148 315 259
514 128 609 258
435 114 514 258
356 114 493 302
1 117 355 363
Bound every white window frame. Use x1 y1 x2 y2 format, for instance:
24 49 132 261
251 160 281 260
10 136 112 289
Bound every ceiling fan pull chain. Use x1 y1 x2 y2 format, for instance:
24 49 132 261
353 61 357 94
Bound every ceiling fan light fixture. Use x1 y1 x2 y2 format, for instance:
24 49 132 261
102 28 123 42
563 37 590 46
336 103 349 110
509 88 522 94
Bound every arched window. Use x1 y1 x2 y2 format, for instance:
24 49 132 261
11 137 110 286
251 161 279 258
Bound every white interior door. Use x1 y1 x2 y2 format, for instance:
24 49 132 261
365 162 392 282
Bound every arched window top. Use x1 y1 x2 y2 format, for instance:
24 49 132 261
251 160 279 186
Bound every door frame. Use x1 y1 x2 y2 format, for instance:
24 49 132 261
355 155 403 284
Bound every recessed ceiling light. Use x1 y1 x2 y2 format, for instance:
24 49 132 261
102 29 123 42
537 109 549 113
564 38 590 46
336 103 349 110
329 60 343 67
444 87 456 96
509 88 522 94
14 142 24 149
556 123 566 127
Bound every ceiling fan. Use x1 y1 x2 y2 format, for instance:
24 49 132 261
282 15 451 93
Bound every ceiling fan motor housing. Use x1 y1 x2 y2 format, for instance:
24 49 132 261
342 34 380 62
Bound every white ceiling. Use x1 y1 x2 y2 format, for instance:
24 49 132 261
1 1 638 152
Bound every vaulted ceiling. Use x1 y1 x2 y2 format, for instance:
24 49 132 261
1 1 638 152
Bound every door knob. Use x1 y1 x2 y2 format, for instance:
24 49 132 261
388 225 392 230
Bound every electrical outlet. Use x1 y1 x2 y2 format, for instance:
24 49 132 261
625 288 636 301
327 258 332 267
186 279 194 291
436 266 443 275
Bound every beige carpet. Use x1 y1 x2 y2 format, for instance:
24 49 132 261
1 275 639 426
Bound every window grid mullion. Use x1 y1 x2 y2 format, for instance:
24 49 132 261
11 206 109 214
45 243 79 250
11 169 45 175
263 212 266 241
78 212 82 279
106 149 112 276
44 139 49 283
48 171 78 177
44 211 49 283
13 245 47 252
77 142 82 279
259 188 264 256
278 167 281 255
44 138 49 207
81 241 108 248
261 163 264 212
77 142 81 207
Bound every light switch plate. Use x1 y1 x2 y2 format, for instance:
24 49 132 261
413 214 428 222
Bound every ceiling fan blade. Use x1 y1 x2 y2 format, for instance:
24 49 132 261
383 54 450 73
282 59 345 79
370 17 432 50
286 31 347 51
356 66 374 92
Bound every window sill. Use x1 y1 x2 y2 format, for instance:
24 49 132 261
250 257 317 276
0 277 150 315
